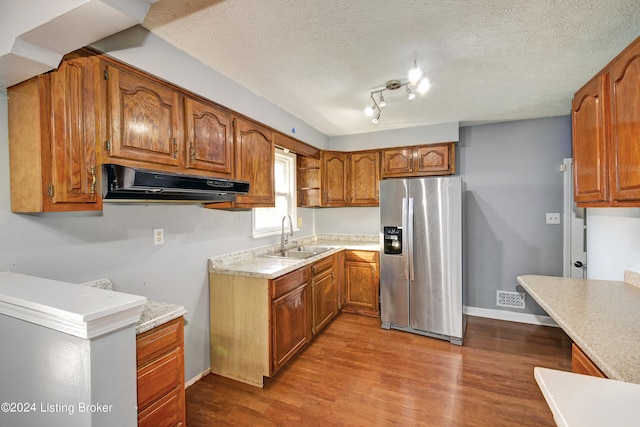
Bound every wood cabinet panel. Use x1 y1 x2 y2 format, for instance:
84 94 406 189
343 250 379 317
8 51 101 212
609 41 640 202
381 142 455 178
572 36 640 207
184 96 233 177
138 386 183 427
136 318 182 366
106 65 181 168
381 148 413 175
272 284 308 373
136 317 185 427
137 348 182 410
415 144 450 173
312 269 337 335
272 266 307 299
50 55 100 207
321 151 349 206
571 343 606 378
232 117 275 207
572 74 609 204
350 151 380 206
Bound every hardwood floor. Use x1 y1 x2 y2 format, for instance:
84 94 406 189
186 314 571 426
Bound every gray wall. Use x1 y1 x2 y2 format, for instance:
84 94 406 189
459 116 572 315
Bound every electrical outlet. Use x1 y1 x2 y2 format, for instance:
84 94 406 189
153 228 164 245
545 213 560 224
298 217 302 227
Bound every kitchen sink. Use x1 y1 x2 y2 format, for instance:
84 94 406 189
260 246 333 260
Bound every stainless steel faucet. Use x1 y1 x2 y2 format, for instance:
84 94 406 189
281 215 293 251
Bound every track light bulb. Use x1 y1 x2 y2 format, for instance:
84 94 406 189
408 66 422 84
379 94 386 108
372 113 380 124
406 86 416 101
364 106 374 117
417 78 431 94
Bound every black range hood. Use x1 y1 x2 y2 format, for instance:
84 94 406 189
102 164 250 203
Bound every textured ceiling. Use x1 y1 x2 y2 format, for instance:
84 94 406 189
143 0 640 136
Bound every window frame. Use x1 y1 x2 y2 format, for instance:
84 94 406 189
252 148 298 238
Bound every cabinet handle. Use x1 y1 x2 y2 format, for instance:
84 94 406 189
90 166 96 195
190 142 195 162
173 138 178 159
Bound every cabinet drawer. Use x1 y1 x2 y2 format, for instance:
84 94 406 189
137 318 182 367
346 250 378 263
138 385 183 427
310 256 334 277
137 347 183 410
272 267 307 299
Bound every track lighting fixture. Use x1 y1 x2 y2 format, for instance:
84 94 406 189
363 56 430 123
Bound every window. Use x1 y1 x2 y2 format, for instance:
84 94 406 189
252 148 297 237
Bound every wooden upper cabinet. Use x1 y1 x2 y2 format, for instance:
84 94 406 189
572 74 609 205
350 151 380 206
381 142 455 178
609 40 640 203
232 117 275 207
321 151 349 206
572 35 640 207
381 147 413 176
8 52 102 212
184 97 233 177
105 65 181 168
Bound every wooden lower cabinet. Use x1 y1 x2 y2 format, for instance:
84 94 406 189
343 250 380 317
571 343 606 378
271 268 309 374
209 254 345 387
136 317 185 427
310 255 338 335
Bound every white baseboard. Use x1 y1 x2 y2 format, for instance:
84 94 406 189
185 368 211 389
465 306 558 327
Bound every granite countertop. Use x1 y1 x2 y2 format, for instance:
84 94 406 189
80 278 187 335
517 274 640 384
208 234 380 279
136 299 188 335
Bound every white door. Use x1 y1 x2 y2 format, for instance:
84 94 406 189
563 158 587 278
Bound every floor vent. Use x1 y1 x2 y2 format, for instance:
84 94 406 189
496 290 525 309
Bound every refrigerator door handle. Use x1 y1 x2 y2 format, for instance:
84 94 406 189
402 197 409 280
408 197 415 281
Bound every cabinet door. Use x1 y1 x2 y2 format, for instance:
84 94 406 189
321 151 348 206
344 251 379 317
233 117 275 207
49 55 101 210
350 151 380 206
106 65 181 168
381 147 414 177
415 144 451 174
609 42 640 202
312 269 337 335
184 97 233 177
572 74 609 204
272 284 308 373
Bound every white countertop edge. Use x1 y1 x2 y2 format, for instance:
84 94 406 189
534 367 640 427
0 299 146 339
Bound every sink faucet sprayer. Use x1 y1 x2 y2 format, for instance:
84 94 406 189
281 215 293 251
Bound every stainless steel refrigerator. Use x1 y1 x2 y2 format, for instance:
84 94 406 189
380 176 465 345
